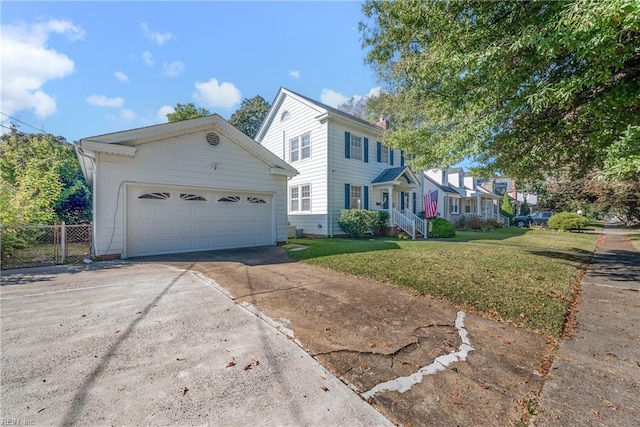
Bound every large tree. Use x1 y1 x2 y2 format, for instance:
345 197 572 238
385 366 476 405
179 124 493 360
1 128 91 225
228 95 271 138
360 0 640 182
166 103 210 122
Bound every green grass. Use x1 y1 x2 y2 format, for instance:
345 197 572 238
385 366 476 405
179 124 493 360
286 231 595 339
450 226 598 253
627 233 640 251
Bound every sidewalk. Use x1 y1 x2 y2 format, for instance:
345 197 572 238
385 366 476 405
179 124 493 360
532 225 640 426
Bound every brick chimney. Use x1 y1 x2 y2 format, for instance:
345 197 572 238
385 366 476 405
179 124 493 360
375 117 389 130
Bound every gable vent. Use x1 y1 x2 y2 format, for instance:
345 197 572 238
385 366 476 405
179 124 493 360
206 132 220 146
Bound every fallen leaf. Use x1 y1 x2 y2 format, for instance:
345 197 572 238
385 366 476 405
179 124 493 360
604 401 619 411
225 358 235 368
451 392 460 399
115 330 120 334
243 364 252 371
176 357 186 361
38 407 46 413
592 409 604 420
251 359 260 367
320 386 329 392
179 386 189 396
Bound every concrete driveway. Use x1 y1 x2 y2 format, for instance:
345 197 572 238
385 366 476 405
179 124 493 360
0 261 391 426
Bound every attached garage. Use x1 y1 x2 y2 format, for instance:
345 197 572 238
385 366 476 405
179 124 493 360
126 185 273 257
76 115 297 259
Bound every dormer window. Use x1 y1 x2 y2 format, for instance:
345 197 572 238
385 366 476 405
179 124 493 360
281 111 290 121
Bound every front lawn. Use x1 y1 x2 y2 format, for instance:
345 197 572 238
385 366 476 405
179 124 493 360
286 231 595 339
450 226 598 253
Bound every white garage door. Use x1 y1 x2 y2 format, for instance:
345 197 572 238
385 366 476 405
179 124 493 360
126 185 273 257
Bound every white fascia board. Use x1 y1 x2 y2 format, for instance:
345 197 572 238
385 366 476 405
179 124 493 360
80 140 137 157
270 167 298 177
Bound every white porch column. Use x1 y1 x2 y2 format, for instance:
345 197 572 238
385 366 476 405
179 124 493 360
387 185 394 221
476 194 482 218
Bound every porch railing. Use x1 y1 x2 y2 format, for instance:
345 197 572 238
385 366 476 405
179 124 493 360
392 210 427 240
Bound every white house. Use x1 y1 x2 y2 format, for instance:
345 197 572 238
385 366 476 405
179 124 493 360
255 88 423 238
423 168 535 224
76 114 297 259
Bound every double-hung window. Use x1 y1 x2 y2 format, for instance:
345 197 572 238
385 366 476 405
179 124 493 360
350 135 363 161
350 185 362 209
289 137 299 162
290 184 311 212
289 133 311 162
450 198 460 214
381 145 389 164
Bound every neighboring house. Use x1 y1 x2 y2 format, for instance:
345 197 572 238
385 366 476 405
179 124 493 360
255 88 423 238
422 169 510 224
76 115 297 258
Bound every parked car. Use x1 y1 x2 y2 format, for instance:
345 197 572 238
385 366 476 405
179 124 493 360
513 211 554 228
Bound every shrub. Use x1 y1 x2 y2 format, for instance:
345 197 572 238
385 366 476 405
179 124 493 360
454 216 504 231
519 200 531 216
338 209 387 238
548 212 590 231
429 217 456 238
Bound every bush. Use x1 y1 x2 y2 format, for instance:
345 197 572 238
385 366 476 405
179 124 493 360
338 209 387 238
429 217 456 238
547 212 590 231
454 215 504 232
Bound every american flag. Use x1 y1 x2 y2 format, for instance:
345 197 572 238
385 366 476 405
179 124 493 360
424 190 438 218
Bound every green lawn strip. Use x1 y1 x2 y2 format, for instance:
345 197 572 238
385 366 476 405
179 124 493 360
287 238 588 339
627 233 640 251
451 227 598 253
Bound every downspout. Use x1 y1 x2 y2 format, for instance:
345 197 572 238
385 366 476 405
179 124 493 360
327 119 333 237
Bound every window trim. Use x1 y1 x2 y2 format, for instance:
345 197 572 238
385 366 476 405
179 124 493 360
350 135 363 161
290 184 311 212
350 185 362 209
380 145 389 164
450 197 460 214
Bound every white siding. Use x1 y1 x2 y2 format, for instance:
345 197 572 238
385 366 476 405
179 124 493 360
259 96 329 234
94 130 288 257
329 123 405 236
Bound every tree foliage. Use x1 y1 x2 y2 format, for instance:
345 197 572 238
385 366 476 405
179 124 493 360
166 103 210 122
519 200 531 216
500 192 514 219
336 96 370 120
361 0 640 181
0 128 91 225
228 95 271 138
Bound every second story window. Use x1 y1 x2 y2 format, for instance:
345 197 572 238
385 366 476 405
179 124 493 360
350 135 363 161
381 145 389 164
290 137 299 162
290 132 311 163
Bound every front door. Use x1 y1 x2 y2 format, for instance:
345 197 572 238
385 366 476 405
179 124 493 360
382 192 389 209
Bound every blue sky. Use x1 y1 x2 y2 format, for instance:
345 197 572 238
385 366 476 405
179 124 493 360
1 1 382 142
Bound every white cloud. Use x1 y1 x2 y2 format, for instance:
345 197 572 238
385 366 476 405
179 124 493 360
367 86 382 97
86 94 125 108
320 86 383 108
290 70 300 79
320 89 348 108
193 78 241 109
142 51 154 66
141 22 175 46
161 61 185 78
156 105 175 123
119 109 136 122
114 71 130 82
0 19 83 118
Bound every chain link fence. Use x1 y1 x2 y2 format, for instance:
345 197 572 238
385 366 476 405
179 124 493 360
1 223 92 270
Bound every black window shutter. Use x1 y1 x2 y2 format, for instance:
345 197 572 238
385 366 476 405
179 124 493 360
344 183 350 209
364 186 369 209
364 138 369 163
400 150 405 167
344 132 351 159
377 142 382 162
390 150 394 166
